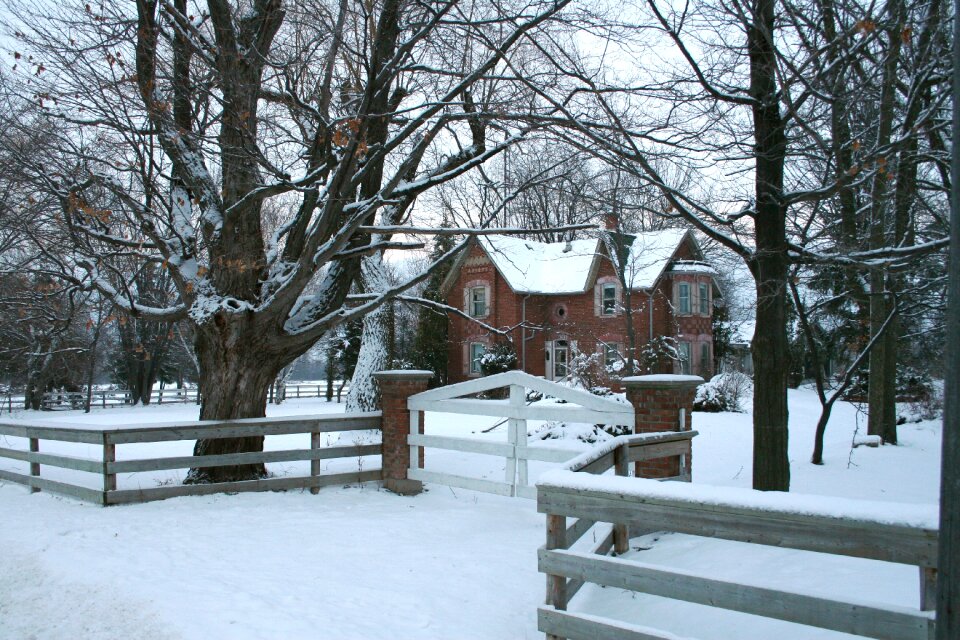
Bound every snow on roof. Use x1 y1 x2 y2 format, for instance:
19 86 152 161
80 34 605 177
478 228 692 295
478 235 599 294
622 228 691 289
669 260 718 275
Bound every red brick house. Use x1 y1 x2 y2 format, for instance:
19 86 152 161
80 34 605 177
441 228 719 384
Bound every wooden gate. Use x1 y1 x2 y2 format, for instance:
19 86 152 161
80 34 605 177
406 371 635 498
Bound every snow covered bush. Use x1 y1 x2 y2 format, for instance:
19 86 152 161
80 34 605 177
568 351 609 390
694 372 751 412
533 420 630 443
479 342 517 376
694 379 729 412
904 382 943 422
635 336 680 375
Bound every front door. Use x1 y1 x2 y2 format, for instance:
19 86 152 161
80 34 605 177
553 340 569 380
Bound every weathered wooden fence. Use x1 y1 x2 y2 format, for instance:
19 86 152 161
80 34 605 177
537 441 939 640
0 412 381 505
40 388 201 410
15 382 350 411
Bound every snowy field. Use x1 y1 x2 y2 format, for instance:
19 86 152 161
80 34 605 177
0 388 941 639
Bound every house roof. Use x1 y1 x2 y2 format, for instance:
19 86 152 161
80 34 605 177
477 235 599 294
441 227 703 296
620 228 692 289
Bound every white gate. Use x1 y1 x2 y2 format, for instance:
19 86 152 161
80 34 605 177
406 371 635 498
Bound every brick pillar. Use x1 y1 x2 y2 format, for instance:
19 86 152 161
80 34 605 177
373 370 433 496
623 374 702 479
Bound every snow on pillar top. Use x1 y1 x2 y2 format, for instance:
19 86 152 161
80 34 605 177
622 374 704 389
372 370 434 382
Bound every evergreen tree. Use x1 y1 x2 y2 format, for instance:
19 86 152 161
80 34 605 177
413 228 455 387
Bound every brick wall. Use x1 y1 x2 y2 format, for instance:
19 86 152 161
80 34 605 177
373 370 432 495
445 239 715 383
624 375 701 479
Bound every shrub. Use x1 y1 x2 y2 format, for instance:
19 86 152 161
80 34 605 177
844 365 934 402
694 372 751 412
479 342 517 376
568 351 610 389
533 420 630 443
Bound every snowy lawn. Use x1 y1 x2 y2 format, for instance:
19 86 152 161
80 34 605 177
0 388 941 639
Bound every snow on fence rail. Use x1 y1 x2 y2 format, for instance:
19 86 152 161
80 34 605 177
0 412 381 505
536 444 939 640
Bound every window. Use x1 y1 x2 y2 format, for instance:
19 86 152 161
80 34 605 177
603 343 620 367
469 343 486 374
700 342 711 376
699 283 710 316
470 287 486 317
677 342 691 375
553 340 569 379
677 283 691 315
601 283 617 315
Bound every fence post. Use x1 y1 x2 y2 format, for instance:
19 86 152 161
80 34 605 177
622 374 702 479
373 370 432 496
29 437 40 493
613 443 630 553
506 384 525 495
546 512 568 640
102 433 116 503
310 430 321 495
920 567 937 611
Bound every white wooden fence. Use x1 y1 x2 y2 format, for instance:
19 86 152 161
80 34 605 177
406 371 636 498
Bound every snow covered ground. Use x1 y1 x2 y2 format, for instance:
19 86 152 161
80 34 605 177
0 388 941 639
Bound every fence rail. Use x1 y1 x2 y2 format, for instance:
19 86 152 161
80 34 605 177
0 412 381 505
536 438 939 640
0 382 351 412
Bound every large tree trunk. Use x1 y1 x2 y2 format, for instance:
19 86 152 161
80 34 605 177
346 256 391 413
184 317 286 484
867 280 897 441
750 260 790 490
866 0 906 443
748 0 790 491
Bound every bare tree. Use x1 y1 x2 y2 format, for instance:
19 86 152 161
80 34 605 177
513 0 949 490
4 0 573 482
935 1 959 633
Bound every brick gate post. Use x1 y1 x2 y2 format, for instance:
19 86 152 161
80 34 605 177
622 374 702 479
373 370 433 495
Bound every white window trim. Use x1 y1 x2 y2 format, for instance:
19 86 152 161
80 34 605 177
469 342 486 375
464 281 491 319
601 283 618 316
676 282 691 316
602 342 621 367
699 282 710 316
470 287 486 318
